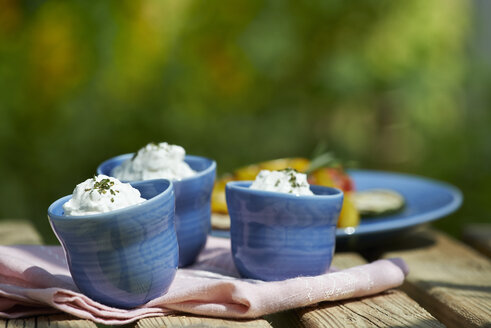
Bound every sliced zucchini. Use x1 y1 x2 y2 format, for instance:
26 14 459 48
352 189 405 216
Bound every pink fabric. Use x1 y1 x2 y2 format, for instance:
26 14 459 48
0 237 408 325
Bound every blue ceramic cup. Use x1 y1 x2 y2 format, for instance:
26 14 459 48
47 179 178 309
226 181 344 281
97 154 216 267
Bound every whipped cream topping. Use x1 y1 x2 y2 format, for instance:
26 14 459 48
250 168 314 196
112 142 196 181
63 175 145 216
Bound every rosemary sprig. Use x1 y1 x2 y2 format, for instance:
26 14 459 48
305 152 339 174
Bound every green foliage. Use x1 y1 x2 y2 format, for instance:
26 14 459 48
0 0 488 243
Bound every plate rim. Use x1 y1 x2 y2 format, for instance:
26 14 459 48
336 169 463 239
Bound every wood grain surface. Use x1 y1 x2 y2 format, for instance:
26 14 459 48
297 290 444 328
380 229 491 328
133 316 273 328
266 253 443 328
2 315 98 328
0 219 43 245
462 223 491 258
299 253 443 328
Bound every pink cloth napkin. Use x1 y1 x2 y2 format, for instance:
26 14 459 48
0 237 408 325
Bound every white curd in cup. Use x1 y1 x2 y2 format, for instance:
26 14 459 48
112 142 196 181
250 168 314 196
63 175 145 216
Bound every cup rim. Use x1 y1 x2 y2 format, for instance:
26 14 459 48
47 179 173 220
226 180 343 200
97 153 216 183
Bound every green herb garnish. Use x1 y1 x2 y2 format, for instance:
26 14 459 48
93 178 114 194
86 178 120 198
278 168 302 189
288 173 300 188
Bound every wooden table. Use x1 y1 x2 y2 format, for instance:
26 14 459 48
0 220 490 327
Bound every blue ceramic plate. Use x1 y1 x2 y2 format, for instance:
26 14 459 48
211 170 463 246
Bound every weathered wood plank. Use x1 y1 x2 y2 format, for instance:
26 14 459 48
36 314 98 327
0 312 273 328
273 253 444 328
462 223 491 258
1 314 97 328
298 290 444 328
0 220 43 245
134 315 273 328
380 229 491 328
331 252 368 269
1 318 37 328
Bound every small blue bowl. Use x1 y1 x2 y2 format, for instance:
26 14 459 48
47 179 178 309
226 181 344 281
97 154 216 267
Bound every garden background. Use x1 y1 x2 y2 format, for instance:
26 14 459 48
0 0 490 244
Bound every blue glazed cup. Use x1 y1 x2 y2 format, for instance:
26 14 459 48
226 181 344 281
47 179 178 309
97 154 216 267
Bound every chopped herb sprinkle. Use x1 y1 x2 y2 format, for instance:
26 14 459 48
250 168 313 195
279 168 302 189
85 177 120 198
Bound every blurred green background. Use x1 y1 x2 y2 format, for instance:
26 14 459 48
0 0 490 244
